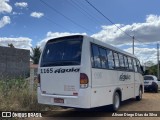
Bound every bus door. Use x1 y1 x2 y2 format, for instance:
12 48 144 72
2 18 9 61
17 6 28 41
133 59 141 97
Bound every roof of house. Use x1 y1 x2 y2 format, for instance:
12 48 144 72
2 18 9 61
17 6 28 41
30 64 38 69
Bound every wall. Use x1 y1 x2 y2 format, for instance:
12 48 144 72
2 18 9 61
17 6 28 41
0 46 30 79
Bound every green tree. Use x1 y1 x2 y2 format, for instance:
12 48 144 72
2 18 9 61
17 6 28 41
8 43 15 48
30 46 41 64
144 63 158 76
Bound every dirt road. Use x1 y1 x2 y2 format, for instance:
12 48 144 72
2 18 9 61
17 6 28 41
26 92 160 120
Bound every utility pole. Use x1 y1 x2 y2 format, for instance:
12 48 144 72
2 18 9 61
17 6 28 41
133 36 134 55
157 43 159 79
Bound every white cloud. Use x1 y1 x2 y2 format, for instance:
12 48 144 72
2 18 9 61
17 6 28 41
14 2 28 8
46 31 87 38
0 37 32 50
0 0 12 13
37 14 160 64
124 47 157 64
90 14 160 64
12 11 23 15
0 16 11 28
91 14 160 46
30 12 44 18
37 32 87 50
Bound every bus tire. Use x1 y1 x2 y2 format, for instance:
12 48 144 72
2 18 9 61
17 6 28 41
111 92 120 112
136 87 142 101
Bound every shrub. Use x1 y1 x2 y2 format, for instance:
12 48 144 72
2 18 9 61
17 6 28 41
0 79 60 111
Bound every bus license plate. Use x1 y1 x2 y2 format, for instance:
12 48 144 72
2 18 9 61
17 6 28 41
54 98 64 103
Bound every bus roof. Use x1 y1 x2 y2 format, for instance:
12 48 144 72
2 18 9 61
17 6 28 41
47 35 137 59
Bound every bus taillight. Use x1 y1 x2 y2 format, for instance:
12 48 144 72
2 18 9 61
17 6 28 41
37 74 41 87
80 73 88 88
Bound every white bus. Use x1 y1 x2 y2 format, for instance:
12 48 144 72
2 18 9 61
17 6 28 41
37 35 144 111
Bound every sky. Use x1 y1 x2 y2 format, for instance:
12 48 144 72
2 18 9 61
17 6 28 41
1 0 160 65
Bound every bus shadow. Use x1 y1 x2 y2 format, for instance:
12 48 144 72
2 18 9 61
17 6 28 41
120 98 137 107
44 98 139 117
144 90 159 93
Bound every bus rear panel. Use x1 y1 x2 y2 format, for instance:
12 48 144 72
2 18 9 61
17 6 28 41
37 35 92 108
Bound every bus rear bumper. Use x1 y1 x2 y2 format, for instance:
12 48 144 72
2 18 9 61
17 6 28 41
37 87 91 109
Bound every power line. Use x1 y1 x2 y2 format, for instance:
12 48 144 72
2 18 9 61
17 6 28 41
43 15 72 32
39 0 95 34
85 0 133 38
40 0 144 45
84 0 148 54
78 0 105 24
134 38 143 43
69 0 102 25
69 0 97 25
28 7 71 32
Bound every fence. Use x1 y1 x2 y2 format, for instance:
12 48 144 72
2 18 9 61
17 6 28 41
0 46 30 80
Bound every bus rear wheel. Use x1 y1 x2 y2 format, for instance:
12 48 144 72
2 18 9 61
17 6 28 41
111 92 120 112
136 88 142 101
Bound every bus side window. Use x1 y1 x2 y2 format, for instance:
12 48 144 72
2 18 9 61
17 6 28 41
99 47 108 69
128 57 134 71
136 60 142 73
133 59 138 72
107 50 114 69
119 54 125 70
91 44 101 68
113 52 120 69
124 56 129 70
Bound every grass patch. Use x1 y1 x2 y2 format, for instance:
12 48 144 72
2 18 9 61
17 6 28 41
0 78 60 111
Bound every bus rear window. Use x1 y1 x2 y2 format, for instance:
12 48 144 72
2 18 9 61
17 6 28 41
41 39 82 67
